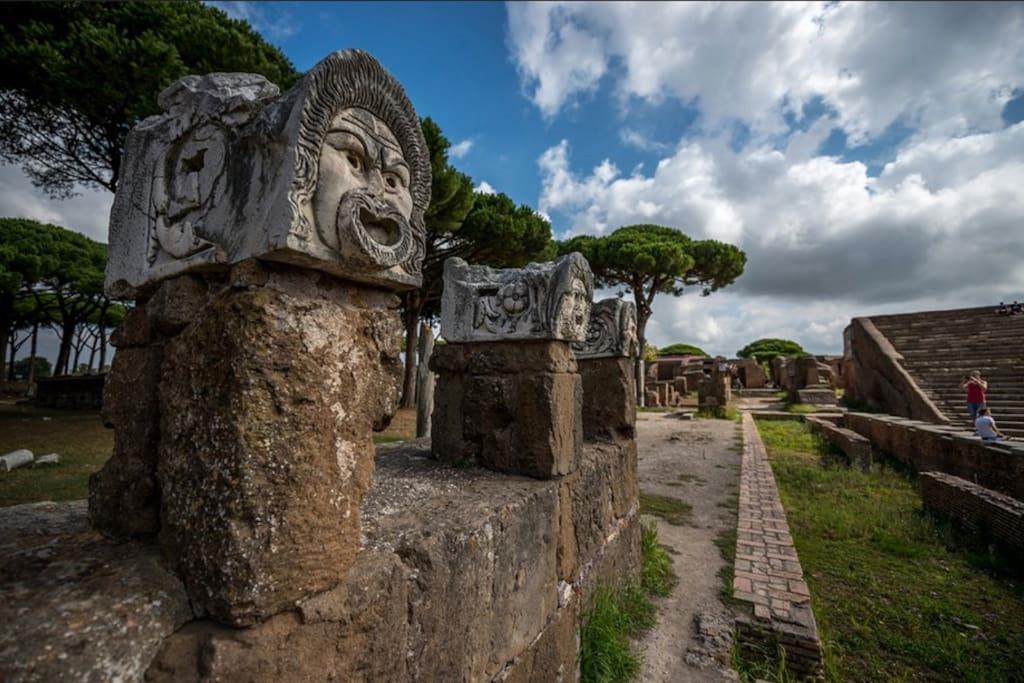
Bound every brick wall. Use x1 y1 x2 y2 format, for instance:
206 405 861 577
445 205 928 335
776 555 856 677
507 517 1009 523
920 471 1024 555
735 413 823 677
845 412 1024 501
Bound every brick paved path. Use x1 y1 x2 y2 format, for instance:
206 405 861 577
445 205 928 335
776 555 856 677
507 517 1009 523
734 413 822 676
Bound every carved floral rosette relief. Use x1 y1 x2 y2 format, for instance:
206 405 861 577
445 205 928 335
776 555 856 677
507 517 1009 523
106 50 431 298
441 253 595 343
572 298 638 360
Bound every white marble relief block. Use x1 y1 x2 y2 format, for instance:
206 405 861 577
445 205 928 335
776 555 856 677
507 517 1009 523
106 49 431 298
573 298 638 360
441 253 594 343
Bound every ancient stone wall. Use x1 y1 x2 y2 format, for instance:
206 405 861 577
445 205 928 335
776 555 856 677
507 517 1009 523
845 412 1024 501
919 471 1024 556
1 48 642 683
34 374 105 409
843 317 949 423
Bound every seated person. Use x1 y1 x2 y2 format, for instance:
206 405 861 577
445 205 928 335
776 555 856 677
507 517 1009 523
996 301 1009 315
975 408 1010 442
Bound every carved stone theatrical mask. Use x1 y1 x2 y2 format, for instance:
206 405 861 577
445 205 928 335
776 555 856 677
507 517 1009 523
106 50 431 298
573 298 639 360
312 108 415 268
441 252 595 343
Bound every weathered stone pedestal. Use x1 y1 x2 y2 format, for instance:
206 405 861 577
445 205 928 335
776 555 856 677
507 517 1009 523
698 357 733 411
91 49 432 626
573 298 638 442
93 264 404 625
431 340 582 477
433 253 593 479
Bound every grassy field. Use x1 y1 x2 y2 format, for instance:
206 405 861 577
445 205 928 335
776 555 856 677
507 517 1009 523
755 418 1024 682
0 403 112 507
0 403 418 508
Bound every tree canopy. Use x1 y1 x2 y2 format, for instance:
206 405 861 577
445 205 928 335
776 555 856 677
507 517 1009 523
560 224 745 342
0 218 111 376
737 338 805 362
658 343 708 357
560 224 745 403
0 1 299 196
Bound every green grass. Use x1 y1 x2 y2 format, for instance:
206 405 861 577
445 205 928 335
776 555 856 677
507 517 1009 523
754 418 1024 682
0 403 418 507
640 521 677 597
783 403 818 414
639 491 693 526
580 522 675 683
696 403 740 421
0 404 113 507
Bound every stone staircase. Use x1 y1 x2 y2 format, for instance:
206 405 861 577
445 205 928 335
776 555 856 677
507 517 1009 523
869 307 1024 438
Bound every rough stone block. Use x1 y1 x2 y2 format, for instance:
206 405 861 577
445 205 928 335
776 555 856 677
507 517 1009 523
581 358 634 444
109 304 151 348
156 270 402 625
494 599 579 683
145 273 210 337
797 388 837 405
147 550 411 682
431 341 583 479
0 502 193 682
90 343 164 538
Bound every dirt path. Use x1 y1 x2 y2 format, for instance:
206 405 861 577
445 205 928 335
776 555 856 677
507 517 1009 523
635 413 742 682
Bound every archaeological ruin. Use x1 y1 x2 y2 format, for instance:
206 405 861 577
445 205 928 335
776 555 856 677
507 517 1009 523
0 49 641 681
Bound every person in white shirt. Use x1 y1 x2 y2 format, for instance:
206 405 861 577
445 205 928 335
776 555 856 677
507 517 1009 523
974 408 1010 442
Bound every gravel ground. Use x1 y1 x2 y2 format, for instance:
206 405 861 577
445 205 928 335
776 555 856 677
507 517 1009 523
635 412 742 682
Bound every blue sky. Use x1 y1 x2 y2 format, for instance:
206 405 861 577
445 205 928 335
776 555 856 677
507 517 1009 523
251 1 708 218
2 1 1023 361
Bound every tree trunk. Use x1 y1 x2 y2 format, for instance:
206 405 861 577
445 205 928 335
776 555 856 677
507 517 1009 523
7 335 16 382
399 293 423 409
634 293 650 408
72 334 83 375
27 320 38 385
99 316 108 371
0 290 13 380
55 319 75 376
87 333 97 373
415 323 435 438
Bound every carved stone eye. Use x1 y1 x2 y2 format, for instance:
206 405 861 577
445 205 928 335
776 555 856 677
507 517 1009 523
384 173 398 190
346 153 362 171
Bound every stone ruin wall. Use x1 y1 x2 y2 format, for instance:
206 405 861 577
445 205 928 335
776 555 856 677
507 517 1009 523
0 49 641 682
842 317 947 422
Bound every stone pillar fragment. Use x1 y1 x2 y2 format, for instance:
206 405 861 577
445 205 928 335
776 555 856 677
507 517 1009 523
92 49 431 626
432 254 593 478
157 264 402 625
572 298 638 442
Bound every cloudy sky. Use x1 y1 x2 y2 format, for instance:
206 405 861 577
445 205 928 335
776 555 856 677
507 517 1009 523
3 1 1023 360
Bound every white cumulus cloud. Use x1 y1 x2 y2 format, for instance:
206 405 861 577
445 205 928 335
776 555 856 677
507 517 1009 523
475 180 496 194
539 123 1024 356
450 139 474 159
507 2 1024 141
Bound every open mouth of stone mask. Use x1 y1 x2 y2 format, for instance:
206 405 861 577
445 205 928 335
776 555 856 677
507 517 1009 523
359 205 401 247
337 189 413 268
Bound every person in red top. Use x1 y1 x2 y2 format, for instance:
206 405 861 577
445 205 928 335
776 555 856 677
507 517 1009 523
959 370 988 428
